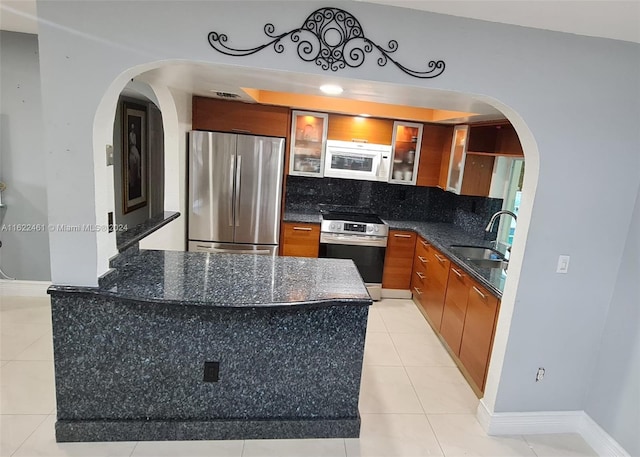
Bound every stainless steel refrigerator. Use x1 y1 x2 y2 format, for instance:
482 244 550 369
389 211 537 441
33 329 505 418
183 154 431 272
188 131 285 255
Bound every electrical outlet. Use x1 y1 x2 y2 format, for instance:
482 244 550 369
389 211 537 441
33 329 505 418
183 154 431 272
106 145 114 166
203 361 220 382
536 367 545 382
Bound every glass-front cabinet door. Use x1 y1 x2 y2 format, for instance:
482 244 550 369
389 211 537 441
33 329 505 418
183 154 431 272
289 111 328 177
390 121 423 185
446 125 469 194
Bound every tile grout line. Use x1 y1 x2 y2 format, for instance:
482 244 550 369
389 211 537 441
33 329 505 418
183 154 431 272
11 333 53 362
129 440 139 457
522 434 541 457
423 414 448 457
9 413 50 457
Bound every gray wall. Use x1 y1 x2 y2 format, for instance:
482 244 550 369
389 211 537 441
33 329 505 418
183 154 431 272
0 31 50 281
33 1 640 452
584 185 640 455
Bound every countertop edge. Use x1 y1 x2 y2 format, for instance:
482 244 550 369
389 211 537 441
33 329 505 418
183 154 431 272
47 284 373 309
116 211 181 252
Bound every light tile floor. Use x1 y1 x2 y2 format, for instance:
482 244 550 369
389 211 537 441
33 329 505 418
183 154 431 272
0 296 598 457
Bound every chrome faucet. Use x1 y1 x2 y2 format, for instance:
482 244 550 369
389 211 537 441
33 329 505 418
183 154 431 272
485 210 517 232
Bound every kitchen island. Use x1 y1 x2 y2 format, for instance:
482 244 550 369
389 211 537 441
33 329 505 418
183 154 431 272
49 249 371 442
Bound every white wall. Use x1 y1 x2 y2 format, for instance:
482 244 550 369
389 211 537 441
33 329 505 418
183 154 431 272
34 0 640 450
139 87 190 252
584 185 640 455
0 31 51 281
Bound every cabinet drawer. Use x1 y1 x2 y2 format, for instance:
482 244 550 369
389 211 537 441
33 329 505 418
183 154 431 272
415 236 430 259
281 222 320 258
428 246 450 285
382 231 417 289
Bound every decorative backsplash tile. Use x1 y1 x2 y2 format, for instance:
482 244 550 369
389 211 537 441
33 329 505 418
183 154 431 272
285 176 503 238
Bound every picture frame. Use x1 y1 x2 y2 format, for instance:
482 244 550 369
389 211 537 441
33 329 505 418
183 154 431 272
122 101 148 214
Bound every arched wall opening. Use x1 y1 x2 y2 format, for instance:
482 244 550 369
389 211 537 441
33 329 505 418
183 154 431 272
91 60 540 415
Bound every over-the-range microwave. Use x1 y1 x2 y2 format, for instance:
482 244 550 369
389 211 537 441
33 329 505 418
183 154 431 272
324 140 392 182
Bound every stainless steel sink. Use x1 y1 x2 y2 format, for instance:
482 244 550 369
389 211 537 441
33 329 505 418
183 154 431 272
449 245 504 261
449 245 508 270
469 258 509 269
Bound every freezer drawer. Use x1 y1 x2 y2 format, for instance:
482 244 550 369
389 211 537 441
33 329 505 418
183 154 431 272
188 241 278 256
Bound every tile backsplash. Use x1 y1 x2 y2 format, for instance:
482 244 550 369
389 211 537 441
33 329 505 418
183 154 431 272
285 176 502 238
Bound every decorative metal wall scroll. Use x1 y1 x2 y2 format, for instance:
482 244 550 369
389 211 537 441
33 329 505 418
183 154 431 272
207 7 445 79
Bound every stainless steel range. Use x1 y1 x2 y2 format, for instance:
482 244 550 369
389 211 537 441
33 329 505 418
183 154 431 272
319 208 389 300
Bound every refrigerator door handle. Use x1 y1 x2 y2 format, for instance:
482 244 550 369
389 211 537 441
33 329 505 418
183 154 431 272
228 154 235 227
235 155 242 227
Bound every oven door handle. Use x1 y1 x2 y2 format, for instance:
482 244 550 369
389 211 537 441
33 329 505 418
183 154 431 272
320 233 388 247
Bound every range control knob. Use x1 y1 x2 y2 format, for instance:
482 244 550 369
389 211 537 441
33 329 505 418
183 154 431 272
374 225 379 233
367 225 374 233
330 223 338 230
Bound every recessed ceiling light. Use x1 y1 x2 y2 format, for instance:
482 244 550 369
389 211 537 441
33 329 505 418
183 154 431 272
359 113 371 117
320 84 343 95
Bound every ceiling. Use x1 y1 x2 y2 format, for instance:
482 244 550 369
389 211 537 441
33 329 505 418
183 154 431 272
2 0 638 123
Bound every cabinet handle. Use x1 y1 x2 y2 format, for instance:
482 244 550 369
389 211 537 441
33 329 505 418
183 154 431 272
394 234 412 238
435 254 447 263
420 240 430 248
451 268 464 279
231 128 251 133
418 255 427 264
415 271 425 280
472 286 487 300
413 287 423 296
293 226 313 231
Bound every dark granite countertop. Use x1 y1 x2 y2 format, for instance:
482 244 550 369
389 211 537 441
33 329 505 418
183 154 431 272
50 249 371 308
116 211 180 252
283 210 506 298
282 210 322 224
382 220 506 298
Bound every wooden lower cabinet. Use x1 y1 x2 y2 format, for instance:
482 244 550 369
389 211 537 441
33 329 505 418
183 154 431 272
410 237 502 394
423 245 450 330
280 222 320 257
458 281 500 391
440 265 470 355
382 231 417 289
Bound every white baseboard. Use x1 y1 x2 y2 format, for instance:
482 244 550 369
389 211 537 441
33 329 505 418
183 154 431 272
579 413 631 457
381 288 412 299
477 401 630 456
0 279 51 297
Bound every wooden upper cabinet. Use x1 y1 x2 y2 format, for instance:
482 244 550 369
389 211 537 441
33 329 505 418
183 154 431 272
467 123 523 156
460 154 495 197
281 222 320 258
382 230 417 289
327 114 394 145
192 97 289 138
417 124 454 188
497 125 524 156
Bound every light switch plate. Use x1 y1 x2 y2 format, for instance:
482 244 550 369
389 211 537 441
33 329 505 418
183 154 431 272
106 145 114 166
556 255 570 273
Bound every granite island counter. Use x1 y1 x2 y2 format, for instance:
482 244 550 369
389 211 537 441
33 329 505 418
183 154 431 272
48 250 372 442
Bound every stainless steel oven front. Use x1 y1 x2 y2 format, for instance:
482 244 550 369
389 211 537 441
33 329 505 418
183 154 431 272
319 232 388 300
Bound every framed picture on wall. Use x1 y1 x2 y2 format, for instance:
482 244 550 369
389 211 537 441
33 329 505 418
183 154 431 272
122 101 147 214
